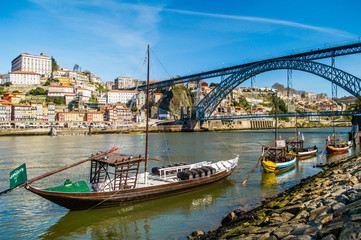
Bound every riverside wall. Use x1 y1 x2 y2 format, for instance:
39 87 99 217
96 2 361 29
189 153 361 240
0 119 351 136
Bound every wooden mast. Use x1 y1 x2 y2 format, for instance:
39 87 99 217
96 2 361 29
145 45 150 178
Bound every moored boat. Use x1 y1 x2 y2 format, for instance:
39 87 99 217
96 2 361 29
24 153 238 210
286 139 318 159
261 140 297 173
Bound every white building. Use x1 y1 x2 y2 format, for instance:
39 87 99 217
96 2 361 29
47 85 75 96
106 90 139 104
1 71 40 85
11 52 52 78
114 77 136 89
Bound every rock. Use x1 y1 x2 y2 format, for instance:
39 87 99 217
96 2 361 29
309 206 331 221
334 199 361 217
273 225 295 239
265 235 278 240
270 212 294 223
339 221 361 239
319 218 344 238
331 202 345 212
279 203 305 215
350 176 359 185
335 194 349 205
221 211 236 225
350 214 361 222
293 210 309 220
191 230 205 237
303 226 321 238
282 235 312 240
306 201 318 212
320 234 336 240
348 192 361 203
289 224 310 235
275 199 290 208
314 213 333 224
352 183 361 191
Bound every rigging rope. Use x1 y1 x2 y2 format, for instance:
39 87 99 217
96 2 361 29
212 131 237 156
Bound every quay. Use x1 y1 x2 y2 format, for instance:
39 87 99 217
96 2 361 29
191 152 361 240
0 119 351 136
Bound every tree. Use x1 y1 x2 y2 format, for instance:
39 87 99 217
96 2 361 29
28 87 46 95
51 57 59 72
272 83 285 92
44 80 50 86
210 83 219 87
131 105 138 112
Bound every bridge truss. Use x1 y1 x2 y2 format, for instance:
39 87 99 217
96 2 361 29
204 110 359 121
196 59 361 120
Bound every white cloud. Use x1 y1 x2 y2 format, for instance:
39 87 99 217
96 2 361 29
164 8 356 38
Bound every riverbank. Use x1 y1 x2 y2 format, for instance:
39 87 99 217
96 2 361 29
0 119 351 136
190 152 361 240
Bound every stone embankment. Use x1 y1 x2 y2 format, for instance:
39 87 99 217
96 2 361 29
190 153 361 240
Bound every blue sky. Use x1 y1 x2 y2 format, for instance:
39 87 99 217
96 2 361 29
1 0 361 97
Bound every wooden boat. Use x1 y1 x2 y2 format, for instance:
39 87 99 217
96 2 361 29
326 137 350 153
24 154 238 210
286 139 318 159
261 140 297 173
1 46 239 210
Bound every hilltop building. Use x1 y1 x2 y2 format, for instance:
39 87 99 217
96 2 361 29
11 52 52 78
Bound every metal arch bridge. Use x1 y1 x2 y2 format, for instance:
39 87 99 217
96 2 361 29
204 110 360 121
130 42 361 91
196 59 361 120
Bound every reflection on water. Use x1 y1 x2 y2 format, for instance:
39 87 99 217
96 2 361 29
0 127 359 239
41 180 232 240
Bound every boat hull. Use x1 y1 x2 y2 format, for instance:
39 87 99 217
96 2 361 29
261 157 296 173
26 159 238 210
296 149 318 159
326 145 350 153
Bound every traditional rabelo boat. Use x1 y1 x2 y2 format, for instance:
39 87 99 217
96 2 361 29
286 137 318 159
259 93 296 173
260 139 297 173
1 46 239 210
325 135 350 153
287 112 318 159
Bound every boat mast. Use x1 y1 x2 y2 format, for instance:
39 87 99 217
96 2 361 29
145 45 150 175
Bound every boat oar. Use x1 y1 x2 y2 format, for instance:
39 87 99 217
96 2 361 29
320 134 334 158
0 149 116 196
242 140 277 186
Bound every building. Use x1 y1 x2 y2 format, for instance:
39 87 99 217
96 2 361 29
11 52 52 78
57 112 86 122
2 92 26 104
1 71 40 85
85 112 104 122
0 104 11 121
106 90 139 104
12 103 34 121
114 77 136 89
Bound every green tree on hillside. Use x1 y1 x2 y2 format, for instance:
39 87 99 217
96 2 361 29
52 57 59 72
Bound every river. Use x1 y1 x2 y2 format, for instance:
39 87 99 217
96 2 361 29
0 127 358 239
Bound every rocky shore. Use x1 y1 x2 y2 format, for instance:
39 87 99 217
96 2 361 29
190 152 361 240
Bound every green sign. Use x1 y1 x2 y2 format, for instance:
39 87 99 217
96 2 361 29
10 164 27 189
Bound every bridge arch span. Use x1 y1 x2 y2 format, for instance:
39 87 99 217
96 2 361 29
196 59 361 120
